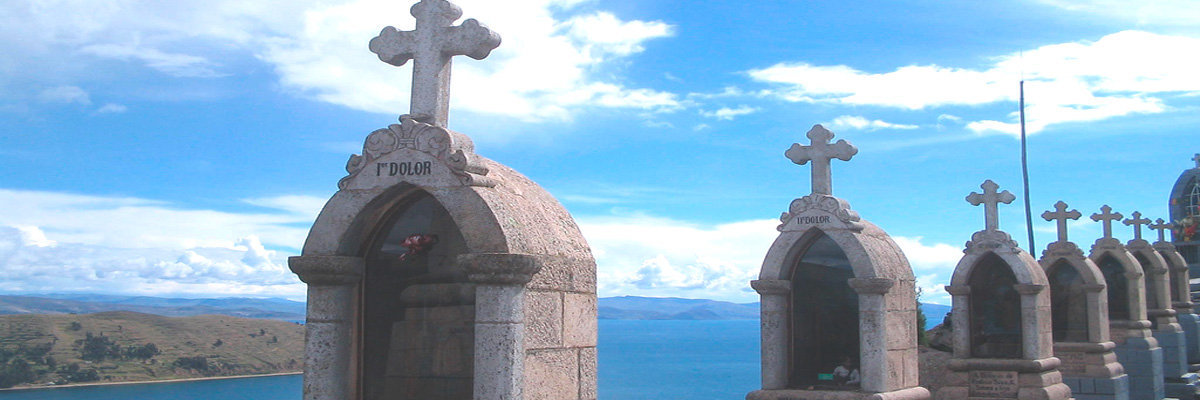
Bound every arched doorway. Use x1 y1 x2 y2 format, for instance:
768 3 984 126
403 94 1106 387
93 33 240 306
968 253 1021 359
789 233 858 388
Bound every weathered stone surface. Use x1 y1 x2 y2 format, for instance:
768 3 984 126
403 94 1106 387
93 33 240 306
563 292 597 348
524 290 562 350
525 348 579 400
579 347 597 400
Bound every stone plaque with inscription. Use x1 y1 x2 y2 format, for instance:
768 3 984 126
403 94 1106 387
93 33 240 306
968 371 1019 398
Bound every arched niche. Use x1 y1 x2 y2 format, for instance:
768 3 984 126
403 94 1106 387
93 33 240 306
787 233 858 388
1088 246 1149 332
1046 260 1090 342
1129 246 1172 330
753 218 923 397
291 151 598 400
947 243 1053 361
967 253 1023 358
1040 253 1110 345
1094 254 1132 321
359 189 473 400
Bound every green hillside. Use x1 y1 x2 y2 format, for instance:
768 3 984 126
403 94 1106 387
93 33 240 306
0 311 304 388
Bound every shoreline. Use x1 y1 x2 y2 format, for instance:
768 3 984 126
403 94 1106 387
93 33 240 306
0 371 302 392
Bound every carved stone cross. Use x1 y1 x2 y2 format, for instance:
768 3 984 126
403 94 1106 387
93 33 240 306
785 125 858 196
966 180 1015 232
1042 200 1081 243
369 0 501 127
1123 211 1152 241
1091 205 1123 239
1150 218 1174 243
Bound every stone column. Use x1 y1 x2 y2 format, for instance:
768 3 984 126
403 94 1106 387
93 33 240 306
460 253 542 400
849 277 895 393
944 285 971 358
751 279 790 390
1015 283 1051 360
289 255 364 400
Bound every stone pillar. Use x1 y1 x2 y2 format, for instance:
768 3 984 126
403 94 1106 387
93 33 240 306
1015 284 1052 360
460 253 542 400
751 279 790 390
849 277 894 393
944 285 971 358
289 255 364 400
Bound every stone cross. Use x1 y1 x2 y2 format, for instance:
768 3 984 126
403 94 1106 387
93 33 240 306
1123 211 1152 241
966 180 1015 232
785 124 858 196
1150 218 1173 243
1042 200 1081 243
369 0 501 127
1091 205 1123 239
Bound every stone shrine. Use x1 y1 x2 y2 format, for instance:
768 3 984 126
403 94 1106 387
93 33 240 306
1168 154 1200 276
1037 201 1128 400
937 180 1071 400
1125 212 1200 398
747 125 929 400
288 1 597 399
1152 218 1200 370
1088 205 1164 400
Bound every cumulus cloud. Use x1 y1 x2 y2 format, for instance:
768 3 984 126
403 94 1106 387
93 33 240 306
700 105 759 121
826 115 918 131
0 0 680 121
749 30 1200 136
0 189 332 298
579 214 963 304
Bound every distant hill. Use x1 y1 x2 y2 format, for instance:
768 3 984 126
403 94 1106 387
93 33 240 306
0 311 303 388
599 296 952 329
599 296 758 320
0 295 305 322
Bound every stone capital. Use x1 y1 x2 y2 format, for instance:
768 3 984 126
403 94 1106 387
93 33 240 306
1081 283 1106 293
751 279 791 295
944 285 970 296
288 255 364 285
458 253 542 285
1013 284 1046 295
847 277 894 294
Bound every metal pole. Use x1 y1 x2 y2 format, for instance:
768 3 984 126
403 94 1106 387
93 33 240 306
1020 81 1035 251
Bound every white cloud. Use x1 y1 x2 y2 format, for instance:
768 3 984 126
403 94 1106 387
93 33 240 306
93 103 128 114
1036 0 1200 27
700 105 759 121
749 30 1200 136
37 85 91 105
0 189 327 299
579 215 776 302
826 115 918 131
1 0 679 122
81 43 225 78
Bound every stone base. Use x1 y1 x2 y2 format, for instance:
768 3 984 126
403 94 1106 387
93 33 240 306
1178 313 1200 365
1113 336 1165 400
1165 372 1200 400
747 386 930 400
1157 327 1191 378
1062 374 1129 400
934 358 1072 400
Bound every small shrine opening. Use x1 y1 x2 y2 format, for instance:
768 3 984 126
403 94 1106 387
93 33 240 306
788 233 859 389
360 191 472 400
968 253 1022 358
1095 254 1130 321
1163 254 1187 303
1046 260 1089 342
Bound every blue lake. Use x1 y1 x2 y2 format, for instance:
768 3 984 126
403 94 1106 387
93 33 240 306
0 320 760 400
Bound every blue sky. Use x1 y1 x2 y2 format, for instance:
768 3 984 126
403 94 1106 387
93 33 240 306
1 0 1198 304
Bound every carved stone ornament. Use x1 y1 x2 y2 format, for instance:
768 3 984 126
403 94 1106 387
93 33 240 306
964 229 1021 254
777 193 863 232
338 115 494 189
1041 240 1085 260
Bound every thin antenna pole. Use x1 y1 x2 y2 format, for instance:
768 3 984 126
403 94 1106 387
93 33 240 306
1020 81 1035 251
